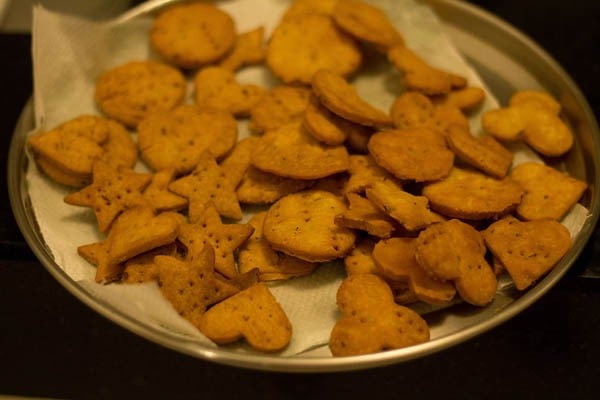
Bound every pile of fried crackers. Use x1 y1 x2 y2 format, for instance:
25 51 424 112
27 0 587 357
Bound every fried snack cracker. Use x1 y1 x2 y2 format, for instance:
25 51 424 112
329 273 429 356
446 125 513 179
266 13 361 84
220 137 261 189
64 162 152 232
237 167 314 205
198 283 293 352
121 243 179 284
168 151 242 221
263 190 356 262
343 237 378 275
310 173 349 199
422 167 524 220
415 219 497 306
303 94 350 145
28 115 108 178
366 179 443 231
248 85 311 133
150 2 235 69
345 154 393 194
34 156 91 188
509 162 587 221
388 45 467 95
142 169 188 212
94 60 186 128
332 0 404 50
219 26 266 71
98 119 138 170
334 192 396 238
431 86 486 112
311 69 393 128
389 91 469 137
238 212 317 281
137 105 238 174
373 237 456 305
482 90 573 157
177 203 254 279
155 245 240 328
193 66 264 117
77 207 182 283
483 216 571 290
251 121 350 180
368 128 454 182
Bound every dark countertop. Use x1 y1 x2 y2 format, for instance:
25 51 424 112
1 1 599 399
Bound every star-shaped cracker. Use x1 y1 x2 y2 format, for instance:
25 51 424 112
177 202 254 279
142 168 188 212
64 161 152 232
169 151 242 221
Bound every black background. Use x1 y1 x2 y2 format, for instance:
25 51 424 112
1 1 599 399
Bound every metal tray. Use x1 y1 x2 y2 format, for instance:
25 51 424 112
8 0 600 372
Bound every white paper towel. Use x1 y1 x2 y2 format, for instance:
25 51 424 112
27 0 589 357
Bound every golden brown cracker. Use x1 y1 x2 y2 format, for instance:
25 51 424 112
142 169 188 212
251 121 350 180
121 243 179 284
509 162 587 221
238 212 317 281
219 26 266 71
446 124 513 179
311 69 393 128
219 136 261 189
432 86 486 112
94 60 186 128
169 151 242 221
193 66 264 117
483 216 571 290
177 203 254 279
98 119 138 170
509 89 561 113
64 162 152 233
266 13 361 84
237 166 314 205
422 167 524 220
368 128 454 182
388 45 467 95
345 154 393 194
329 273 429 356
332 0 404 50
302 94 349 145
137 105 238 174
263 190 356 262
415 219 497 306
373 237 456 305
150 2 236 69
198 283 293 352
366 179 443 232
343 237 379 276
248 85 312 133
334 192 396 238
282 0 339 19
34 155 91 188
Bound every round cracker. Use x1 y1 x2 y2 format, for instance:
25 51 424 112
263 190 356 262
368 128 454 182
94 60 186 128
150 2 236 69
137 105 237 174
266 13 361 84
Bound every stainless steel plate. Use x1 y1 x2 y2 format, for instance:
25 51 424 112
8 0 600 372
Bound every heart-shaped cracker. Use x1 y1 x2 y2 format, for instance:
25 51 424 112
483 216 572 290
329 273 429 356
415 219 497 306
198 283 293 352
